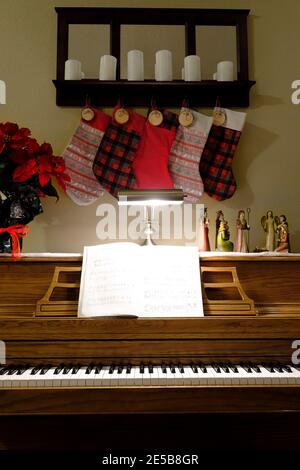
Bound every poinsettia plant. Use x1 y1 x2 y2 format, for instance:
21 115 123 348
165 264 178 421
0 121 69 233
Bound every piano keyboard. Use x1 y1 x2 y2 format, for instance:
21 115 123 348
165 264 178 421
1 363 300 388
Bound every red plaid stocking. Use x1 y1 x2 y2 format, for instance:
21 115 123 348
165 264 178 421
199 108 246 201
168 109 213 202
133 110 179 189
63 108 110 205
93 108 146 197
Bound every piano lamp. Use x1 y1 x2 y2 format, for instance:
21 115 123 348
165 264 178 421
117 189 184 246
0 80 6 104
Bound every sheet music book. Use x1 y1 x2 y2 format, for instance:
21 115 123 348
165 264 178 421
78 243 203 318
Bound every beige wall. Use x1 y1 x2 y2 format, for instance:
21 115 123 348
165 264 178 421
1 0 300 252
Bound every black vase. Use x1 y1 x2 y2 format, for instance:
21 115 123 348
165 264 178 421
0 231 23 254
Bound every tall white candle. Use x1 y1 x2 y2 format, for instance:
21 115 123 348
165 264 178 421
127 50 144 81
217 61 234 81
184 55 201 82
155 50 173 81
64 59 82 80
99 55 117 80
0 80 6 104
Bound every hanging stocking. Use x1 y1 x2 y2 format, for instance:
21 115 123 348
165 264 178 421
133 110 179 189
63 107 110 205
93 107 146 198
199 108 246 201
168 108 213 202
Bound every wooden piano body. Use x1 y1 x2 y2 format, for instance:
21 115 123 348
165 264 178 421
0 254 300 451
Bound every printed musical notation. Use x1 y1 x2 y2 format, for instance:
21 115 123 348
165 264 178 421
78 243 203 318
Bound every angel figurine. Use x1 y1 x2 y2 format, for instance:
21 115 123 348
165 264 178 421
198 208 210 252
275 214 290 253
261 210 278 251
216 212 233 252
235 209 250 252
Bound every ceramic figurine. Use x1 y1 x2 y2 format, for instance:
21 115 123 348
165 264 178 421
216 211 233 252
235 209 250 252
261 210 278 251
275 214 290 253
198 208 210 252
215 210 224 249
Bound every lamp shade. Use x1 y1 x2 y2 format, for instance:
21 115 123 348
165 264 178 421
117 189 184 206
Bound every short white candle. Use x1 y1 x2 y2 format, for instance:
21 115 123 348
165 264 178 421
99 55 117 80
155 50 173 81
184 55 201 82
127 50 144 81
64 59 82 80
217 61 234 81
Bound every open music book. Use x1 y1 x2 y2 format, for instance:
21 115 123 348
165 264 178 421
78 243 203 318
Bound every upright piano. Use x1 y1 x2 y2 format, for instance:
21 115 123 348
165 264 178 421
0 253 300 451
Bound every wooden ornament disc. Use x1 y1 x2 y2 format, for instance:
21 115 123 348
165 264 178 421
81 107 95 122
148 109 163 126
213 109 226 126
114 107 130 124
179 110 194 127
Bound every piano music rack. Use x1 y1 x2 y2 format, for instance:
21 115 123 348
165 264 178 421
35 266 81 317
201 266 256 316
34 265 256 317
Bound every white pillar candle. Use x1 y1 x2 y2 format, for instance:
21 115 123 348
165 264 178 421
213 72 218 80
0 80 6 104
155 50 173 81
127 50 144 81
217 61 234 81
64 59 82 80
184 55 201 82
99 55 117 80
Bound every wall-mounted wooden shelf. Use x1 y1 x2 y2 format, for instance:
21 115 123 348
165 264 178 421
54 7 255 108
53 79 255 108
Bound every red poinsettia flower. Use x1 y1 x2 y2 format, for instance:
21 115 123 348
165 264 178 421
12 141 70 191
0 122 31 155
10 138 40 165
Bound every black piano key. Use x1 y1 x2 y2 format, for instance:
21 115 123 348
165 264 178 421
162 365 167 374
16 366 28 375
170 364 176 374
8 366 20 375
191 364 198 373
249 364 261 373
62 365 72 375
54 365 64 375
71 365 81 374
178 364 185 374
109 365 115 374
148 365 153 374
126 365 131 374
40 365 52 375
240 363 252 373
220 364 230 373
211 363 221 373
86 364 94 374
117 365 123 374
283 365 293 373
139 364 145 374
264 364 276 373
94 365 102 374
228 364 239 373
1 367 10 376
30 365 42 375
